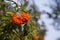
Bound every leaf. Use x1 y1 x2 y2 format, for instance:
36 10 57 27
0 0 4 2
24 36 28 40
6 11 13 15
1 23 7 27
1 17 9 21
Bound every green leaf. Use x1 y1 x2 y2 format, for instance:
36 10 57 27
0 0 4 2
1 17 9 21
6 12 13 15
1 23 7 27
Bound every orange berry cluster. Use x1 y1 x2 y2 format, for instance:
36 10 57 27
10 12 30 25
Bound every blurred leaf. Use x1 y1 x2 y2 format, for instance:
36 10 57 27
1 17 9 21
0 0 4 2
6 11 13 15
1 23 7 27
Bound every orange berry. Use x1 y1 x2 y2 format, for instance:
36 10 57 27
11 13 17 17
32 35 40 39
21 12 30 21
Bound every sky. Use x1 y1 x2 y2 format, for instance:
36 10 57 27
34 0 60 40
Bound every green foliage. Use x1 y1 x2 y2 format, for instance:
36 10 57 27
0 0 45 40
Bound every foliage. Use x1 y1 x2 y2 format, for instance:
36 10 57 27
0 0 45 40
